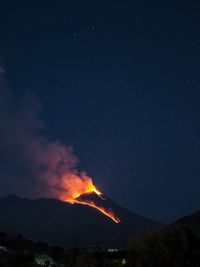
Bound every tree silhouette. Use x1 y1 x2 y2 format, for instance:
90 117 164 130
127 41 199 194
127 225 200 267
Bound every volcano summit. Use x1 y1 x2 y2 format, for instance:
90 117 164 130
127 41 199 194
0 195 163 247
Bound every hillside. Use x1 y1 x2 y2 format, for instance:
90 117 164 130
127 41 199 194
0 195 163 248
175 210 200 238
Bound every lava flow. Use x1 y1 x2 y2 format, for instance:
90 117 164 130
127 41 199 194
75 194 121 224
59 173 120 223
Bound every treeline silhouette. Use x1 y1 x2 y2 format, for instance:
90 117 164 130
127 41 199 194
0 225 200 266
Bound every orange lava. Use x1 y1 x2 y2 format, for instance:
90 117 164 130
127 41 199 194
74 199 121 224
59 173 120 223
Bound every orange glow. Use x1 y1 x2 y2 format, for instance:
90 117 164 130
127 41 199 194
58 172 120 223
74 199 121 224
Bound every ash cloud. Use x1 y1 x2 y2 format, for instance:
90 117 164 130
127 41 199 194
0 74 82 199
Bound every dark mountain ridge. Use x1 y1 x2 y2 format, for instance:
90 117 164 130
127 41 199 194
174 210 200 238
0 195 164 248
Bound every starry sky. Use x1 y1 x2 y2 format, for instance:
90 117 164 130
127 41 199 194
0 0 200 223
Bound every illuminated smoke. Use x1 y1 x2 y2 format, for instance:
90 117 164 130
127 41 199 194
0 74 120 223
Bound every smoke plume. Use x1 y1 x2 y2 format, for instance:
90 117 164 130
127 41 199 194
0 71 92 199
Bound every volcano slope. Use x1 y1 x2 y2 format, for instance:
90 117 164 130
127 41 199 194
0 194 164 247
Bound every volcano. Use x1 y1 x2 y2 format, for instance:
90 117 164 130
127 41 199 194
0 195 164 247
74 192 121 223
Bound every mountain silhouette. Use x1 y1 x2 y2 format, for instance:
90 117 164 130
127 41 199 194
174 210 200 239
0 195 164 247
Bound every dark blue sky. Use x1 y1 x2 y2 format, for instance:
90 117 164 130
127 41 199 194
0 0 200 223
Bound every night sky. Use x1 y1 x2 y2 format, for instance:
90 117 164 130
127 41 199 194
0 1 200 223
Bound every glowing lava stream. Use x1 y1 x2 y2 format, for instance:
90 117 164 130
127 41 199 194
74 198 121 224
67 189 121 224
59 174 120 223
